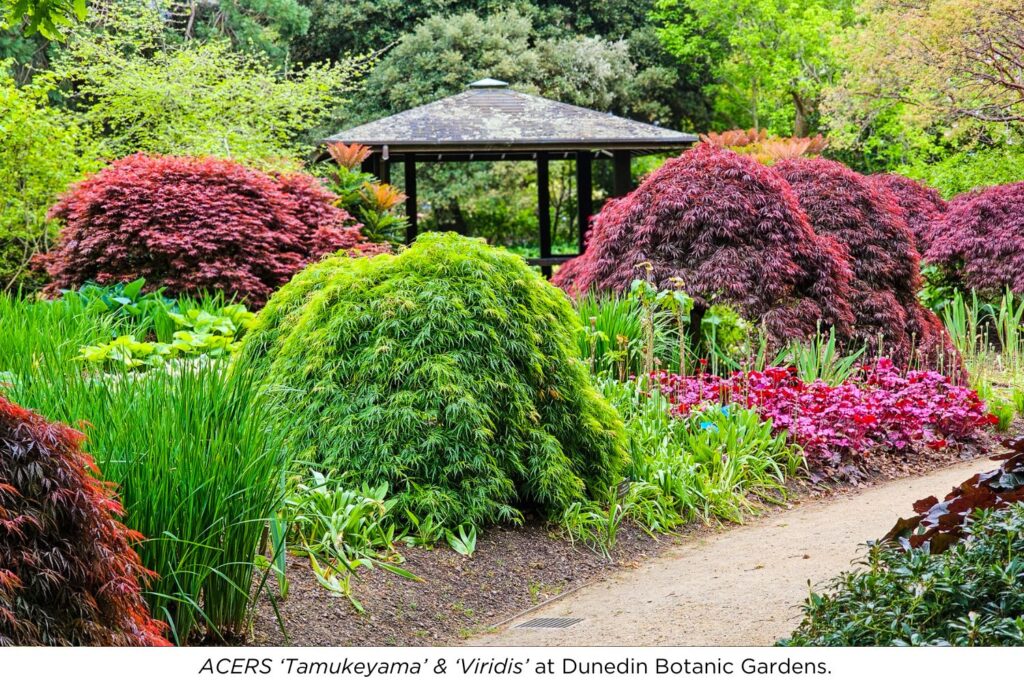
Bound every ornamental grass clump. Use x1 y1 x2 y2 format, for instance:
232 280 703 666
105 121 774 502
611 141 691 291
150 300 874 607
242 232 627 529
39 154 387 306
553 145 856 350
0 395 168 646
775 158 957 372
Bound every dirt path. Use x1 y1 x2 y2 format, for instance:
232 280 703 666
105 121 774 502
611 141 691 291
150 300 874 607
472 457 985 646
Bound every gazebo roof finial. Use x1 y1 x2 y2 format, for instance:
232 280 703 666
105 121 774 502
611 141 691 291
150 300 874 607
468 77 509 89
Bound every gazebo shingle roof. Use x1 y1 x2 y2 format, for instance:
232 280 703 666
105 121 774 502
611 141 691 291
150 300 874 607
325 79 697 153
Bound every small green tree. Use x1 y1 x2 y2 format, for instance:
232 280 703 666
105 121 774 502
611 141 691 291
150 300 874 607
0 66 97 292
655 0 855 136
1 0 86 39
242 233 627 529
51 4 366 166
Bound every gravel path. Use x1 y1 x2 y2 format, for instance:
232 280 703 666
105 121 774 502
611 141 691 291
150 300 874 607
472 457 986 646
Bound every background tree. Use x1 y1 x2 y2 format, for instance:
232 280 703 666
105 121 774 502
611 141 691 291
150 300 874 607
823 0 1024 181
0 66 97 293
50 3 365 165
654 0 855 136
1 0 86 38
161 0 313 64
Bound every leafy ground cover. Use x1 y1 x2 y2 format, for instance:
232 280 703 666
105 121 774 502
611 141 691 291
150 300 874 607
884 436 1024 553
784 503 1024 646
653 359 994 469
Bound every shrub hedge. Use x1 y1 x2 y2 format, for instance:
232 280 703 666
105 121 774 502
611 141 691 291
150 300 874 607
242 232 628 528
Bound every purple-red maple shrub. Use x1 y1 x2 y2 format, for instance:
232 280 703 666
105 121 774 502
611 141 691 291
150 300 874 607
39 154 388 306
869 173 947 254
0 395 169 646
553 144 856 348
884 436 1024 554
926 182 1024 297
775 158 957 371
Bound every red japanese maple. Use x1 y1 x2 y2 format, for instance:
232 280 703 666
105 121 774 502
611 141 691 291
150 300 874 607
553 144 856 348
869 173 947 254
926 181 1024 297
40 154 387 306
0 395 169 646
776 158 957 371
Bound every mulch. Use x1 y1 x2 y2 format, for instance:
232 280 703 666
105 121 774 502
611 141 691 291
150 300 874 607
248 429 1004 647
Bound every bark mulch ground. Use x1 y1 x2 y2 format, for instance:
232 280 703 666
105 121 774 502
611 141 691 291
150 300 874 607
249 432 999 647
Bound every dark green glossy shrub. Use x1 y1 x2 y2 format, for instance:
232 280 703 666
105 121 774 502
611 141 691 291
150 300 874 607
783 505 1024 646
242 232 627 528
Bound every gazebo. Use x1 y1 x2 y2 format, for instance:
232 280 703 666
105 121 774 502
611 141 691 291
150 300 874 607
324 79 697 273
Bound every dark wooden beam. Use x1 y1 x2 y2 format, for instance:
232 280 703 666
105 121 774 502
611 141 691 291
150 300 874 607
576 151 593 253
526 256 577 268
404 153 417 244
612 150 632 197
380 158 391 184
537 152 552 277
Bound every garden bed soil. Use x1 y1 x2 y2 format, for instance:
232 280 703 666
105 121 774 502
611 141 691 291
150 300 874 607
250 433 999 647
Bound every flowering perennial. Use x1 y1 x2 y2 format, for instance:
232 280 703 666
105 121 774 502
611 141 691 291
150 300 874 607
653 360 994 466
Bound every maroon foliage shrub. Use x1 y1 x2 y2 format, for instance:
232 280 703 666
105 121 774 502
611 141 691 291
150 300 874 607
775 158 956 371
0 395 168 646
553 145 856 347
926 182 1024 297
40 154 387 306
272 172 391 258
869 173 947 254
885 436 1024 554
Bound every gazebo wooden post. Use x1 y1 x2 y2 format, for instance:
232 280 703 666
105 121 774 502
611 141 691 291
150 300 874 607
536 152 552 277
327 79 696 270
612 150 632 196
404 154 418 244
576 151 593 253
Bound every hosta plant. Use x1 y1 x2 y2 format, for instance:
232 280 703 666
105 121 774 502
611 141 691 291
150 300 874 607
0 396 168 646
242 232 627 529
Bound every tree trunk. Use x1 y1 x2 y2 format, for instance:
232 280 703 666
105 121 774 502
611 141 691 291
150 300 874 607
792 92 810 138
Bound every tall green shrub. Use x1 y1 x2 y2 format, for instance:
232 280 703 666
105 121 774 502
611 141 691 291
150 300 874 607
242 232 627 528
0 68 97 293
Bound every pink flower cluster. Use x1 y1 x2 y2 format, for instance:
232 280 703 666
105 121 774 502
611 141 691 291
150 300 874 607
653 359 995 465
